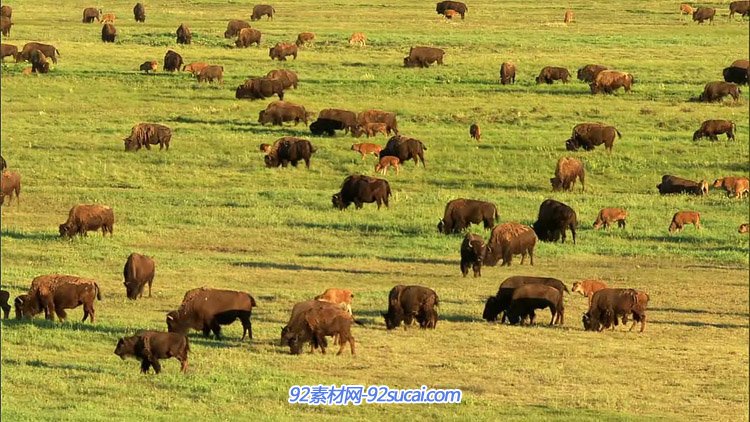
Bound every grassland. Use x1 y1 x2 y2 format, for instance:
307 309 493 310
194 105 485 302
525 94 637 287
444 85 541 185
1 0 748 420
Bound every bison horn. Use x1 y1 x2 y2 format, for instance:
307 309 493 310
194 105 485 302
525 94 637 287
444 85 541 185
166 314 174 320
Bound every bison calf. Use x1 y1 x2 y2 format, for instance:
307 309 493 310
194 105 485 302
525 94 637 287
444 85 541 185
139 60 157 73
375 156 400 175
593 208 627 230
351 143 381 159
572 279 608 307
115 331 189 374
0 170 21 206
469 123 481 141
669 211 701 233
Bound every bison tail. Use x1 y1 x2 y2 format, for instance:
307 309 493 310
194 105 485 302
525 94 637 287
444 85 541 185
615 129 622 138
95 283 102 301
247 294 257 307
353 319 365 326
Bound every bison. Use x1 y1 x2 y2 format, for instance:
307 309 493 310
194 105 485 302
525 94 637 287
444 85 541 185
679 3 694 16
484 222 537 267
163 50 183 72
566 123 621 152
269 42 297 61
535 66 570 84
592 208 628 230
101 23 117 43
319 109 357 133
669 211 701 233
123 253 155 300
30 50 49 73
19 274 101 322
236 27 262 48
693 120 736 141
723 66 748 85
590 70 633 94
124 123 172 151
266 69 298 89
383 285 439 330
712 177 749 198
352 122 390 138
563 10 574 23
251 4 275 21
310 118 346 136
1 43 18 62
18 42 60 64
532 199 577 244
572 279 608 307
236 77 285 100
0 170 21 206
264 137 316 168
698 81 741 102
482 276 568 323
139 60 157 73
375 156 400 175
115 331 189 374
436 1 467 19
176 24 192 45
101 13 115 24
739 224 749 233
358 109 398 135
583 288 639 332
167 288 257 340
258 101 308 126
183 62 207 76
351 143 382 159
224 19 250 38
499 61 516 85
332 175 391 210
59 204 114 238
379 135 426 167
692 7 715 23
0 289 11 319
133 3 146 22
469 123 481 141
82 7 101 23
315 288 354 314
281 300 356 355
437 198 498 234
729 1 750 18
404 46 445 68
460 233 487 277
1 5 11 19
296 32 315 47
550 157 585 192
657 175 708 196
349 32 366 46
506 284 564 326
577 64 608 83
731 59 749 69
0 15 10 36
197 65 223 83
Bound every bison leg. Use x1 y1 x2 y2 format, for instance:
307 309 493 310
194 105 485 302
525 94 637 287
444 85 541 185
179 356 188 372
1 304 9 319
83 302 95 322
460 260 469 277
210 320 222 339
570 224 577 244
304 158 310 169
140 358 152 373
618 219 626 229
472 262 481 277
148 279 152 298
240 315 252 340
520 253 526 265
150 359 162 374
202 325 211 338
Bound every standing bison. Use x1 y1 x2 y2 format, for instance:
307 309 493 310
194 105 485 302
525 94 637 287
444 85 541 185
723 66 748 85
535 66 570 84
550 157 585 192
729 1 750 18
17 274 101 322
167 288 257 340
251 4 275 21
269 42 297 61
30 50 49 74
436 1 467 19
236 28 262 48
18 42 60 64
197 65 223 83
258 101 309 126
590 70 633 94
403 46 445 68
163 50 183 72
358 109 398 135
123 253 155 300
133 3 145 22
692 7 715 23
115 331 189 374
499 61 516 85
0 15 11 36
460 233 487 277
332 175 391 210
437 198 498 234
565 123 621 152
1 170 21 206
224 19 250 38
281 300 356 355
383 285 439 329
577 64 608 83
123 123 172 151
698 81 741 102
176 24 192 45
264 137 316 168
82 7 101 23
484 222 537 267
266 69 298 89
482 276 568 323
101 23 117 43
59 204 115 238
236 77 285 100
506 284 564 326
593 208 628 230
693 120 736 141
379 135 426 167
532 199 577 244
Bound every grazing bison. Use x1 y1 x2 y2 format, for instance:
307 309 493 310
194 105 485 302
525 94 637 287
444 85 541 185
590 70 634 94
679 3 694 16
712 177 749 198
1 43 17 62
59 204 114 238
296 32 315 47
698 81 741 102
550 157 585 192
18 42 60 64
669 211 701 233
236 27 262 48
349 32 366 46
352 122 390 138
133 3 145 22
577 64 608 83
469 123 481 141
251 4 275 21
657 175 708 196
532 199 577 244
436 1 467 19
167 288 257 340
183 62 208 76
563 10 574 23
236 77 285 100
266 69 298 89
0 5 11 18
499 61 516 85
123 253 155 300
572 279 608 307
176 24 192 44
693 120 736 141
593 208 628 229
21 274 101 322
269 42 297 60
566 123 621 152
383 285 439 329
379 135 426 167
358 109 398 134
0 15 11 36
482 276 568 323
437 198 498 234
739 224 749 233
351 143 382 159
310 118 345 136
583 288 640 332
115 331 189 374
264 137 316 168
535 66 571 84
506 284 564 325
281 300 356 355
319 109 357 133
729 1 750 18
258 101 309 126
82 7 101 23
723 66 748 85
403 46 445 68
0 170 21 205
101 23 117 43
0 289 10 319
197 65 223 83
692 7 715 23
124 123 172 151
375 156 400 175
139 60 157 73
163 50 183 72
332 175 391 210
315 288 354 314
224 19 250 38
30 50 49 73
484 222 537 267
460 233 487 277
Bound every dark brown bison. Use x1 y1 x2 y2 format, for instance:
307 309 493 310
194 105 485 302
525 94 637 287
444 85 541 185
583 288 642 332
124 123 172 151
484 222 537 267
1 43 18 62
236 27 262 48
266 69 298 89
0 155 5 170
167 288 257 340
197 65 223 83
176 24 192 44
532 199 577 244
258 101 309 126
499 61 516 85
101 23 117 43
482 276 568 323
0 15 11 36
590 70 633 94
19 274 101 322
310 118 345 136
403 46 445 68
264 137 316 168
535 66 571 84
593 208 628 229
133 3 145 22
269 42 297 60
669 211 701 233
656 175 708 196
19 42 60 64
565 122 621 152
82 7 101 23
692 7 715 23
235 77 285 100
281 301 356 355
319 109 357 133
224 19 250 38
506 284 564 325
123 253 155 300
1 170 21 206
296 32 315 47
59 204 115 238
163 50 183 72
115 331 189 373
436 1 467 19
550 157 585 192
1 5 11 19
30 50 49 74
358 109 398 135
379 135 426 167
693 120 736 141
139 60 157 73
251 4 275 21
469 123 481 141
460 233 487 277
723 66 748 85
698 81 741 102
437 198 498 234
0 289 11 319
729 1 750 18
332 175 391 210
577 64 608 82
383 285 439 329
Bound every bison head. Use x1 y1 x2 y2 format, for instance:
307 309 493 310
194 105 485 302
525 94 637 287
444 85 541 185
268 47 275 58
280 327 303 354
124 281 141 300
59 222 76 238
550 177 564 192
382 311 402 330
482 296 502 322
331 193 345 210
114 335 139 359
166 310 188 334
692 130 704 141
123 136 139 151
264 154 279 168
668 221 679 234
436 219 445 233
14 294 38 319
565 138 579 151
582 312 593 331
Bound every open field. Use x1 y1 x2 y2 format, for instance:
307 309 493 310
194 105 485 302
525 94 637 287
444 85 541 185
1 0 748 420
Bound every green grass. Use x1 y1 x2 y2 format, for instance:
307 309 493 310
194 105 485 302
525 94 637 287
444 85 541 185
1 0 749 420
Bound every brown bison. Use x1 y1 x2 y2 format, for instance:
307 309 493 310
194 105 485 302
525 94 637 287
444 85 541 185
101 13 115 24
0 15 10 36
115 331 189 374
404 46 445 68
320 109 357 133
266 69 298 89
281 300 356 355
236 77 285 100
18 42 60 64
101 23 117 43
236 27 262 48
19 274 101 322
679 3 694 16
349 32 366 46
315 288 354 314
59 204 114 238
133 3 146 22
379 135 426 167
438 198 498 234
176 24 192 45
729 1 750 18
590 70 633 94
692 7 715 23
30 50 49 73
460 233 487 277
506 284 564 325
375 156 400 175
163 50 183 72
269 42 297 61
550 157 585 192
124 123 172 151
566 122 621 152
0 289 10 319
657 175 708 196
577 64 608 83
484 222 537 267
383 285 439 329
731 59 749 69
352 122 390 138
82 7 101 23
444 9 459 19
593 208 628 229
572 279 608 307
183 62 207 76
167 288 257 340
563 10 574 23
139 60 157 73
332 175 391 210
264 137 316 168
251 4 275 21
712 177 749 198
0 170 21 206
533 199 577 243
469 123 481 141
583 288 642 332
258 101 309 126
358 109 398 135
1 5 11 18
351 143 382 159
693 120 736 141
482 276 568 323
296 32 315 47
739 224 749 233
669 211 701 233
698 81 741 102
723 66 748 85
224 19 250 38
535 66 571 84
1 43 18 62
436 1 467 19
123 253 155 300
499 61 516 85
197 65 223 83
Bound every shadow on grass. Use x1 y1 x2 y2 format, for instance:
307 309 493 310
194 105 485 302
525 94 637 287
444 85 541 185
3 318 124 335
652 307 750 318
231 260 389 275
24 360 109 374
427 178 548 192
376 256 454 266
296 221 424 236
0 229 59 241
651 319 748 329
